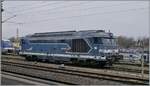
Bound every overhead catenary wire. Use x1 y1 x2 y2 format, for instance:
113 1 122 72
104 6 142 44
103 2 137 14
2 10 18 23
3 10 16 17
3 2 148 27
2 2 66 22
2 1 52 20
27 3 147 22
2 15 17 23
4 21 24 25
7 1 64 14
4 2 146 23
12 3 147 24
7 1 91 16
24 7 148 24
2 1 93 23
4 1 45 9
13 2 132 16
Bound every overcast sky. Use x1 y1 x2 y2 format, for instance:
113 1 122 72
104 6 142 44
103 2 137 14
2 1 149 39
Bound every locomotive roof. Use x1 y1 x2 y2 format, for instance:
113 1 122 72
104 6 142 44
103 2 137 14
26 30 114 40
34 30 76 35
33 30 105 35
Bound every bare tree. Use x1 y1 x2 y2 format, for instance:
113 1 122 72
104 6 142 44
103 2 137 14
117 36 135 48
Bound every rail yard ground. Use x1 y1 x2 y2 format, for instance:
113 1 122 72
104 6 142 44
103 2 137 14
2 71 63 85
1 54 149 85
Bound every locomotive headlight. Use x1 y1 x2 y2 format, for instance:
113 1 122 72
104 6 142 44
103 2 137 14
104 50 112 53
99 49 112 53
100 56 106 60
94 47 98 50
99 49 118 53
113 49 119 53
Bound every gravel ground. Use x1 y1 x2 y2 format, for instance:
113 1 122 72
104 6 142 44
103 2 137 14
2 64 128 85
2 59 149 80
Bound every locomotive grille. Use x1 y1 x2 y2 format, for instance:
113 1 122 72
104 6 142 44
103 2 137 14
71 39 90 53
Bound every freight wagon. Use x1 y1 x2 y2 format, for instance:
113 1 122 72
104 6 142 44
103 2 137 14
19 30 122 67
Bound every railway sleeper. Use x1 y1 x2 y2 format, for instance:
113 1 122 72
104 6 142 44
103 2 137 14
2 63 148 85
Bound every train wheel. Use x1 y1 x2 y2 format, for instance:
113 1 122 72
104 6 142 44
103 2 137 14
86 59 97 66
70 58 78 64
78 60 86 66
55 60 61 64
86 59 91 66
32 55 38 61
98 61 106 68
25 56 31 61
25 55 37 61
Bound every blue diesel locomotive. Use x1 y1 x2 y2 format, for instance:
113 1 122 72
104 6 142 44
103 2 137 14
19 30 121 67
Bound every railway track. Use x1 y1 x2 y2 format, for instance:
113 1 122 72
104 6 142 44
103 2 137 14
2 71 64 85
1 60 149 85
2 55 149 74
111 65 149 74
114 61 149 67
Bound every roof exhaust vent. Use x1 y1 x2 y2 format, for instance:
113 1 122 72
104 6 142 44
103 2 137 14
96 30 105 32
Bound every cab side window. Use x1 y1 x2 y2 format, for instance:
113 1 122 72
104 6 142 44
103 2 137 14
93 37 103 44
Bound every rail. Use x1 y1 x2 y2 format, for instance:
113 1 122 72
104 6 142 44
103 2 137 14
1 60 149 85
2 55 149 74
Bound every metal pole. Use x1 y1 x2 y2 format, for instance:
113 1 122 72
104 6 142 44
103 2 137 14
140 41 144 79
141 55 144 78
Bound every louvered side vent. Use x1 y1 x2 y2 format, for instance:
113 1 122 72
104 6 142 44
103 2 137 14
71 39 90 53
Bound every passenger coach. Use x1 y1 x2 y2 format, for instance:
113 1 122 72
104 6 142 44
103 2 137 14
1 39 14 54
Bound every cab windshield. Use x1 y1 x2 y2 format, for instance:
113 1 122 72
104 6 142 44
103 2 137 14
93 37 117 46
